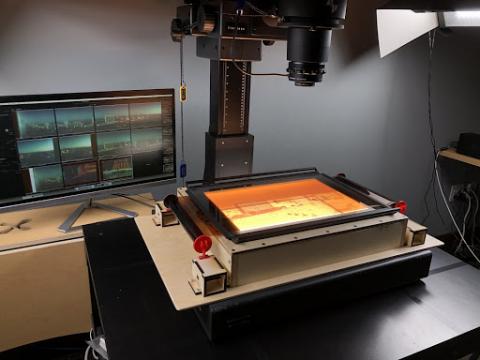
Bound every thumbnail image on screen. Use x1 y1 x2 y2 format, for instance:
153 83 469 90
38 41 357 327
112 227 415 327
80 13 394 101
29 164 64 193
63 161 98 187
56 107 94 135
96 130 131 157
101 157 133 181
17 138 60 168
131 127 162 153
94 105 130 131
130 102 162 128
59 134 93 162
16 109 57 139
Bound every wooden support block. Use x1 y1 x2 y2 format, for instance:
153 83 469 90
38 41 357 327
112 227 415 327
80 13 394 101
190 257 227 297
406 220 428 247
153 201 179 227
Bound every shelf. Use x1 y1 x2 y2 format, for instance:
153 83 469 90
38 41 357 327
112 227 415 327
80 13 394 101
439 148 480 168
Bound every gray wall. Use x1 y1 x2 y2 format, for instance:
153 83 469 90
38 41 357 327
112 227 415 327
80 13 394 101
1 0 479 235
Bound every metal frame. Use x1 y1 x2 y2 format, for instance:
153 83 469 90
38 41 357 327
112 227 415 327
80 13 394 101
186 168 399 243
58 198 138 233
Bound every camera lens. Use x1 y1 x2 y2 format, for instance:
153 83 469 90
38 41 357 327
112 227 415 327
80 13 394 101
287 62 325 87
287 28 332 87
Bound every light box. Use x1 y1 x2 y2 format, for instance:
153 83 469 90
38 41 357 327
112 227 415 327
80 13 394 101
186 169 399 243
205 178 370 234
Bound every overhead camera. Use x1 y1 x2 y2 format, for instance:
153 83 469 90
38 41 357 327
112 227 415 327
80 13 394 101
171 0 348 86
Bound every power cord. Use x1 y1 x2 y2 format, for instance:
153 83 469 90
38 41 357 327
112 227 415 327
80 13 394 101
469 189 479 246
84 328 107 360
427 30 438 159
245 1 272 16
421 29 446 227
455 190 472 254
435 152 480 265
425 29 480 265
179 36 187 186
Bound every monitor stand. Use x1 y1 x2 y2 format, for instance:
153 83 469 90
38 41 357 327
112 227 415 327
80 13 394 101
58 198 138 233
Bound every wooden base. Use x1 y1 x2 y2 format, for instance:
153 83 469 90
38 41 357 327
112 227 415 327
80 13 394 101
137 216 443 311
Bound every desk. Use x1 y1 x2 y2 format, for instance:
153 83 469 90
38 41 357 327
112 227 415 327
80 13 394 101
84 218 480 360
0 195 155 352
439 148 480 168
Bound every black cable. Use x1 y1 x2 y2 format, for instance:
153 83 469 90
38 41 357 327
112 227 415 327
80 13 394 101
224 12 267 17
245 1 271 16
136 193 155 201
421 31 446 227
425 31 480 265
179 37 186 186
421 166 434 224
230 13 288 78
427 30 438 159
113 194 155 209
425 30 444 229
469 189 479 244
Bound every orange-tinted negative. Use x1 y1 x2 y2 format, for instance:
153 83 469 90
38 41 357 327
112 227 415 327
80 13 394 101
205 178 370 233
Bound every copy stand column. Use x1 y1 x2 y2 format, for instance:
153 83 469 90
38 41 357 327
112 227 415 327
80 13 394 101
204 60 254 182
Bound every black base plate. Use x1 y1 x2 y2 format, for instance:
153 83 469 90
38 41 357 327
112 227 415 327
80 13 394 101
195 250 433 341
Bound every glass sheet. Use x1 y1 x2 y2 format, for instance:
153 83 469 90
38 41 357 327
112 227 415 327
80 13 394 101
205 178 371 234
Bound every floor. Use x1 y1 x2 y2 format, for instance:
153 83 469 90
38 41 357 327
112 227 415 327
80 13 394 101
2 333 479 359
1 334 88 360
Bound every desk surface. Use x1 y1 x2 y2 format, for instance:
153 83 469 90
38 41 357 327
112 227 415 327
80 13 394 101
0 194 154 251
84 218 480 360
439 148 480 168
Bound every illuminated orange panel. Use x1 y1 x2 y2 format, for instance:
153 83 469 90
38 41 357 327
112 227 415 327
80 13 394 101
205 178 370 233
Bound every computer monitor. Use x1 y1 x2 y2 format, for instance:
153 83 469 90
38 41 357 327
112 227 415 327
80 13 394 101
0 89 176 231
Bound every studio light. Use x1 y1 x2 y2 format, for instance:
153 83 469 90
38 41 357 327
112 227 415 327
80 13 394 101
377 0 480 57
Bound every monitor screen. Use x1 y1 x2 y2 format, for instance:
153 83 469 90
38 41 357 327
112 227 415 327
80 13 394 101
0 89 176 209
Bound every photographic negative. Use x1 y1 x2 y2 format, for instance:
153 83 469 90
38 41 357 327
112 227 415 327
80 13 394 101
17 138 60 168
205 178 370 234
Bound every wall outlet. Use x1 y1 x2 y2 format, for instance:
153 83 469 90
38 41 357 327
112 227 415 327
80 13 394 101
449 184 464 202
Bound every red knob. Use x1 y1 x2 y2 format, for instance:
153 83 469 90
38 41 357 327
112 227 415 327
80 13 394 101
193 235 213 259
395 200 407 214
